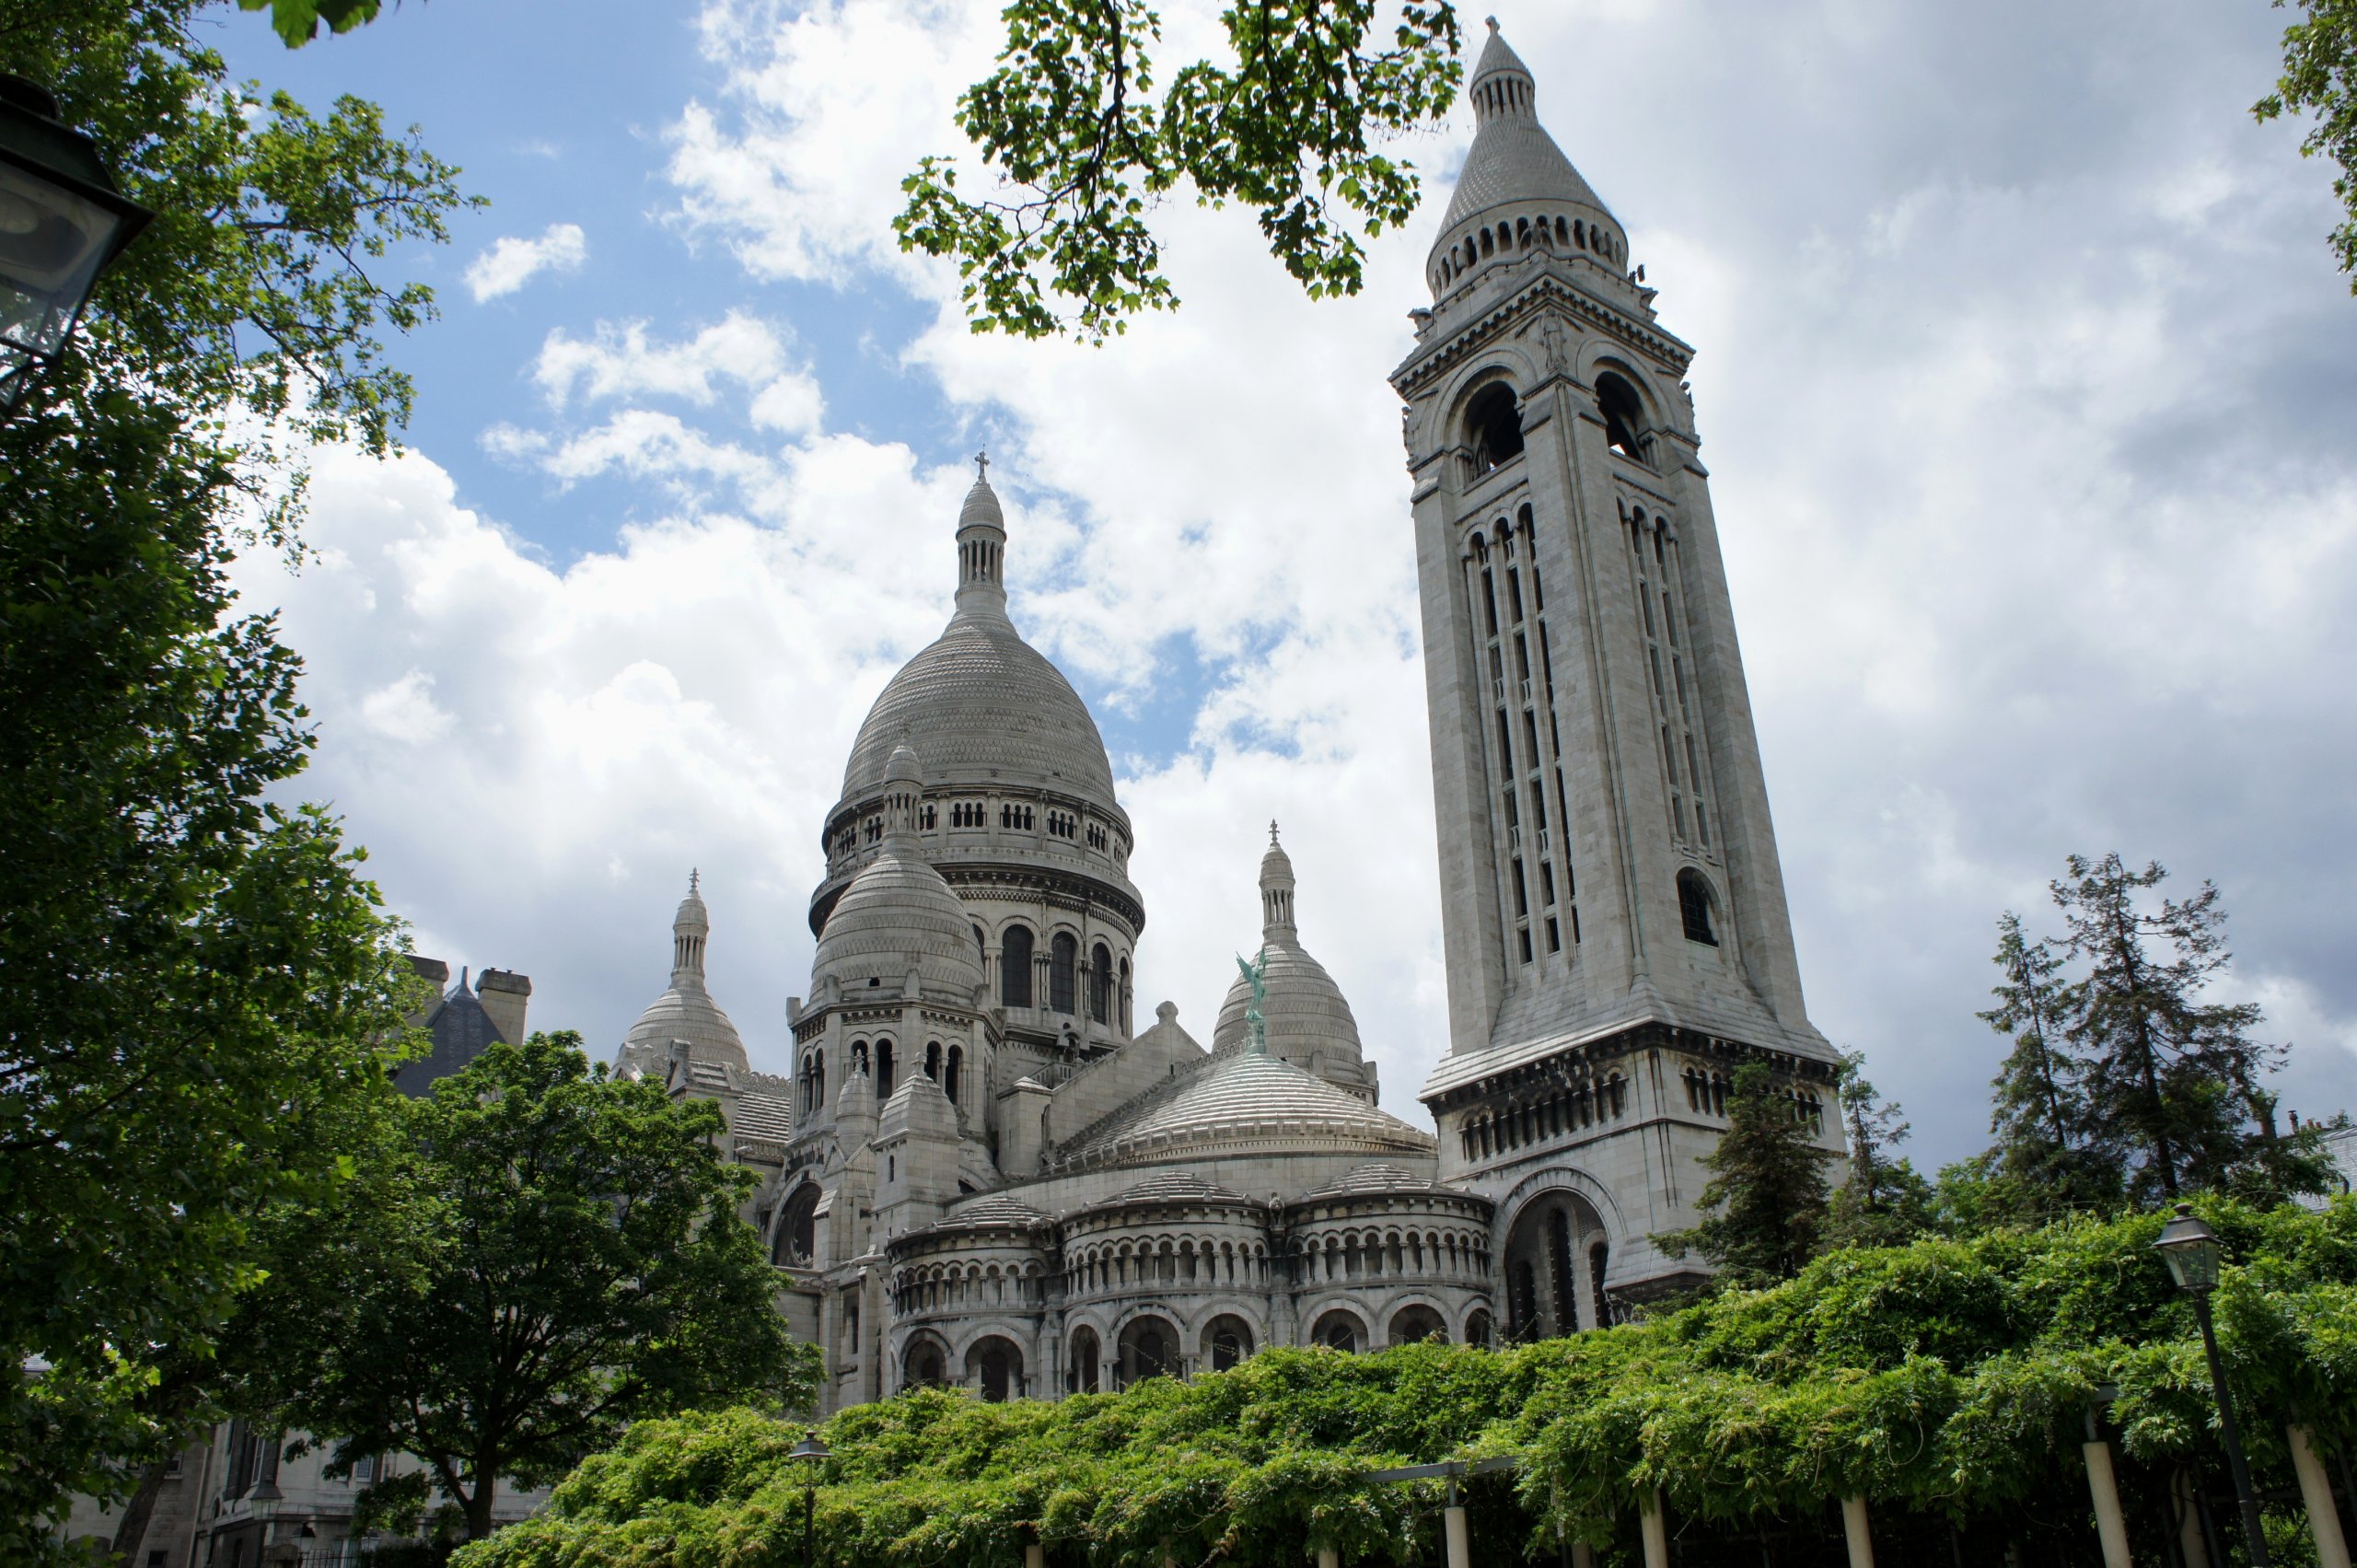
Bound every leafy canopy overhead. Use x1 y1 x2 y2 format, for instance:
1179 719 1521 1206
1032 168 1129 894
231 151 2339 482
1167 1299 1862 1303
252 1033 819 1541
237 0 390 49
897 0 1465 342
2257 0 2357 291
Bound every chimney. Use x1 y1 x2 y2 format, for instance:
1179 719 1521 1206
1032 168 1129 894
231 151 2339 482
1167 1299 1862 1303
477 968 532 1044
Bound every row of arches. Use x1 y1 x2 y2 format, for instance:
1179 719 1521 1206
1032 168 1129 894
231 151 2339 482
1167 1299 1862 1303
797 1035 970 1113
1459 1074 1628 1161
827 794 1131 871
1064 1235 1272 1295
893 1257 1048 1316
1288 1225 1489 1284
1433 210 1624 292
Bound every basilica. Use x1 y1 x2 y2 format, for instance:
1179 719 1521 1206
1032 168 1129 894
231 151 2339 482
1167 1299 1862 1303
612 21 1844 1414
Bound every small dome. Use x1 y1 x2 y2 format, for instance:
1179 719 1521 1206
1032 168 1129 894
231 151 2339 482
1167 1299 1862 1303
1050 1049 1431 1173
620 985 745 1070
812 846 983 1001
1214 941 1364 1065
958 472 1004 531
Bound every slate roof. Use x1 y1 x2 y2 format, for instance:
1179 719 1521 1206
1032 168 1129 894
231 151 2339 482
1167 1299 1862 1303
1049 1048 1433 1172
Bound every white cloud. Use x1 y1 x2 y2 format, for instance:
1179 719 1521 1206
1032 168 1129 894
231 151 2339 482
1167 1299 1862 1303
463 222 588 303
360 670 456 744
533 313 796 410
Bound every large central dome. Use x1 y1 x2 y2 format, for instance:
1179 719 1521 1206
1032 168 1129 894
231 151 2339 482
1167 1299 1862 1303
842 610 1115 806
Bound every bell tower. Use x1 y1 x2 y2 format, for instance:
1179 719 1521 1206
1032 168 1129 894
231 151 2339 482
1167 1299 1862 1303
1398 22 1841 1307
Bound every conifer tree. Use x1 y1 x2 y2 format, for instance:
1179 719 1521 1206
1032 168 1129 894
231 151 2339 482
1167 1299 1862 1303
1975 912 2119 1218
1822 1051 1933 1249
1664 1061 1832 1286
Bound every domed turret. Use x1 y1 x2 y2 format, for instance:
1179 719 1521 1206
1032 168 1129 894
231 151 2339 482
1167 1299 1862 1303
617 871 748 1075
1425 19 1627 299
811 746 985 1003
1214 826 1378 1103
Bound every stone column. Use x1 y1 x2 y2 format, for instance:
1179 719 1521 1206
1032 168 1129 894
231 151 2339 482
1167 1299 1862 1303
1315 1550 1340 1568
1639 1492 1668 1568
1024 1546 1044 1568
1840 1496 1874 1568
2081 1440 2133 1568
2291 1425 2352 1568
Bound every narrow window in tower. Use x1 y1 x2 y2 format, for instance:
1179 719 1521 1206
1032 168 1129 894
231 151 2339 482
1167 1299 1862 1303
1506 568 1524 622
1662 725 1678 785
1527 557 1545 611
1696 802 1710 846
1550 712 1562 759
1496 709 1515 771
1480 569 1499 635
1089 942 1111 1023
1555 772 1573 865
1524 710 1541 764
1673 794 1689 838
1537 621 1555 689
1514 633 1529 683
1572 906 1582 943
1511 858 1528 917
1050 933 1077 1014
1489 642 1504 697
1539 859 1557 906
1663 591 1678 645
1518 927 1534 964
1639 587 1655 637
1655 524 1668 565
877 1040 896 1096
1528 781 1547 833
1678 870 1718 946
1503 790 1519 848
1480 228 1493 258
1673 656 1688 712
1001 924 1034 1007
1686 735 1702 794
1546 916 1562 953
1649 648 1666 710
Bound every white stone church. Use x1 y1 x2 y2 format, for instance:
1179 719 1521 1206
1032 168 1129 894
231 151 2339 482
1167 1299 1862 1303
612 22 1844 1414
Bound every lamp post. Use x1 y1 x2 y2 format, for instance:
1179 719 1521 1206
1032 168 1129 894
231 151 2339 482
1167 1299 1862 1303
0 74 152 418
788 1429 829 1564
2154 1202 2271 1567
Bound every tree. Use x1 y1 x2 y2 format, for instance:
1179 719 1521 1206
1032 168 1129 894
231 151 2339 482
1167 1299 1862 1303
2256 0 2357 292
1974 912 2119 1220
1 3 469 1554
238 0 394 48
2049 854 2321 1204
896 0 1464 343
259 1034 819 1540
1821 1051 1933 1249
1663 1061 1833 1287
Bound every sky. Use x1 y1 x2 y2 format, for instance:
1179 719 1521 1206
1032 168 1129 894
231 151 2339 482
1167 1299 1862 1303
216 0 2357 1171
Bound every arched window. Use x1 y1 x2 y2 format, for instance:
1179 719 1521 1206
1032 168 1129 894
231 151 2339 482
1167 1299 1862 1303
973 923 986 962
1050 932 1078 1014
1202 1314 1254 1372
774 1183 819 1267
1463 382 1523 477
1597 370 1649 463
904 1339 947 1389
923 1040 941 1080
966 1335 1023 1402
1310 1308 1365 1353
1678 868 1718 946
1589 1241 1612 1330
1069 1326 1101 1393
945 1043 963 1105
1389 1305 1447 1346
1000 923 1033 1006
1465 1308 1495 1349
1088 942 1112 1022
809 1049 825 1111
876 1039 896 1097
1119 957 1132 1032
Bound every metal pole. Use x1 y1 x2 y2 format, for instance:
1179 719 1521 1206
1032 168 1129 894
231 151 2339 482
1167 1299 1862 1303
2192 1290 2271 1566
804 1481 816 1564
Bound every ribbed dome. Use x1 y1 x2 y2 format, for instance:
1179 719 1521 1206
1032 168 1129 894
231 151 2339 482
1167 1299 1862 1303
1051 1049 1431 1172
621 985 747 1067
1214 939 1363 1063
840 608 1118 807
812 846 984 999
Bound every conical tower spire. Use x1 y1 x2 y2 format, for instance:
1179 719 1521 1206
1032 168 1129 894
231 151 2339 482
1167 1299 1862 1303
954 451 1008 613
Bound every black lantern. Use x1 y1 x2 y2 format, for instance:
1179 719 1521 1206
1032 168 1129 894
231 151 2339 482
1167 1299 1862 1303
2154 1202 2223 1292
2154 1202 2271 1565
790 1430 830 1562
0 75 152 415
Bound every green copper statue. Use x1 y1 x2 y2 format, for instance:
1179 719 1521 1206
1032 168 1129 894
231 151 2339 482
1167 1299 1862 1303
1235 945 1268 1053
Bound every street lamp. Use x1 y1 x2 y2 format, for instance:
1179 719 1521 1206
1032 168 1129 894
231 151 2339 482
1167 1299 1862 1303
0 74 152 417
789 1429 830 1564
2154 1202 2271 1567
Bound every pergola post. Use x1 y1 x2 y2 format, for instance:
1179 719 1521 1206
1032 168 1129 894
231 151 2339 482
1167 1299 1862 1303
1640 1492 1668 1568
2082 1441 2134 1568
1315 1550 1339 1568
1444 1496 1471 1568
2290 1426 2352 1568
1024 1546 1044 1568
1840 1496 1875 1568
